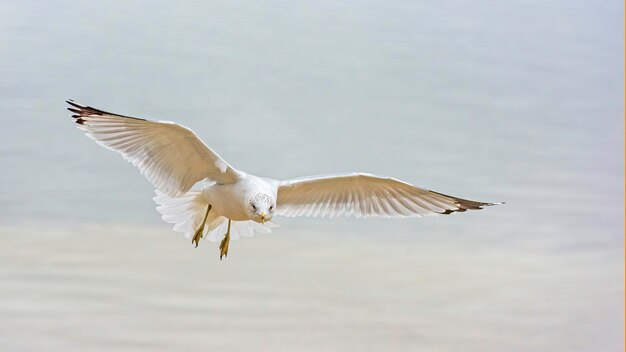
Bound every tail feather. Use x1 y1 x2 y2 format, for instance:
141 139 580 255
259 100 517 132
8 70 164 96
154 190 212 239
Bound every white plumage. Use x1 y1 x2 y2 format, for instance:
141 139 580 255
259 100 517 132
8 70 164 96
152 189 276 242
68 100 500 252
277 173 492 218
70 103 238 197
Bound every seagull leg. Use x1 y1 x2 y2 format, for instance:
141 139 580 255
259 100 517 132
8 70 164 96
192 204 212 248
219 219 232 260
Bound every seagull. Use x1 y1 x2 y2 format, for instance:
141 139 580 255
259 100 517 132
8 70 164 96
67 100 501 259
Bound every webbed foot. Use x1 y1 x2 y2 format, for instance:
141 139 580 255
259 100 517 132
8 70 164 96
192 224 204 248
191 204 212 248
219 219 232 260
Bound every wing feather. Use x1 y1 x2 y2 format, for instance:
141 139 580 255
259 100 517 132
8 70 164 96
277 173 500 218
67 100 240 196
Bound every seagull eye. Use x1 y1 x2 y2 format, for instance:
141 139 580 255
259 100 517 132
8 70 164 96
269 205 274 211
251 204 256 210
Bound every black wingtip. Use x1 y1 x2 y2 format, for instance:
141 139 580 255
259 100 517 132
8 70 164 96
430 190 504 216
66 99 83 109
66 100 88 125
64 100 147 121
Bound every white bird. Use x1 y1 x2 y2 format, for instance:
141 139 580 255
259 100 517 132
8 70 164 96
67 100 501 259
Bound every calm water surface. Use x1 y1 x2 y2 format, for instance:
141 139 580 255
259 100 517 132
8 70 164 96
0 1 623 351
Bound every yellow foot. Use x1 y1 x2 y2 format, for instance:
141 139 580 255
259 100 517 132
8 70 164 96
219 235 229 260
218 219 232 260
192 204 212 248
192 224 204 248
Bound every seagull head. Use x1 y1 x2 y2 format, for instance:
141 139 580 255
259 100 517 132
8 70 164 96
248 193 275 224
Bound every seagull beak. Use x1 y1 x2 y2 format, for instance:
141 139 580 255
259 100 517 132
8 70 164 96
260 212 266 224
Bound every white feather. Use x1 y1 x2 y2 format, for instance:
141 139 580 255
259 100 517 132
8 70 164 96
68 100 240 197
277 173 499 218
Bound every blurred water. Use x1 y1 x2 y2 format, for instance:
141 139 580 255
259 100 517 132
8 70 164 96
0 1 623 351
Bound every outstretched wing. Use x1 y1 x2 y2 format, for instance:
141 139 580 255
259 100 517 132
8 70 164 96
276 173 500 218
67 100 240 196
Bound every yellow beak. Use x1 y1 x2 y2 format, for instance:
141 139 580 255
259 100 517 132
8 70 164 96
260 212 266 224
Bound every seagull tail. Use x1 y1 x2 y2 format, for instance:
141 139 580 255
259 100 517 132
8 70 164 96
153 189 223 240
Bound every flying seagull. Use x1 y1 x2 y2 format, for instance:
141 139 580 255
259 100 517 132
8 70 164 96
67 100 501 259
